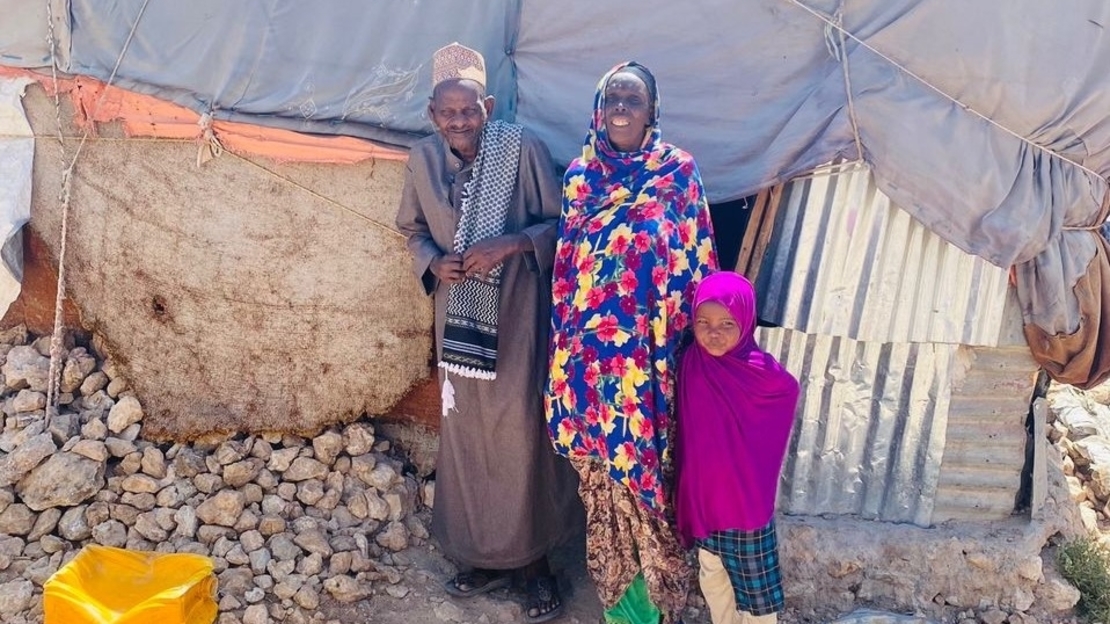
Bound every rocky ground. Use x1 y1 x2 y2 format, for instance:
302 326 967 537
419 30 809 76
0 325 1102 624
1047 382 1110 537
0 326 640 624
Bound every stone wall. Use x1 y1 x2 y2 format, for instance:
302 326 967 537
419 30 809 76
0 328 427 624
1047 383 1110 537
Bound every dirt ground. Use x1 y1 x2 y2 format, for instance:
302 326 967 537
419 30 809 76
316 510 716 624
312 508 846 624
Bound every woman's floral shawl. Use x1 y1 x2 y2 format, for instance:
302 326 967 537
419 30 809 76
545 61 718 516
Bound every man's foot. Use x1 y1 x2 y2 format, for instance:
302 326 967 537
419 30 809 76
444 569 511 598
524 575 564 623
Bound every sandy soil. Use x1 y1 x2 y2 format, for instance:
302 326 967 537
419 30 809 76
315 514 722 624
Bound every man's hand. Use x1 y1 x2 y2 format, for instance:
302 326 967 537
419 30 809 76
462 234 529 279
430 253 467 284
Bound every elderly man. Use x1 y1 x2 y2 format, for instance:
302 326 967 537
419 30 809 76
395 43 579 623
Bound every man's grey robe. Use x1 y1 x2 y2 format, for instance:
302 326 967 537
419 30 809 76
396 129 581 569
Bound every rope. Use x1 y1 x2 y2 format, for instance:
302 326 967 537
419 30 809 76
224 152 404 239
0 133 194 142
826 2 865 163
789 159 867 183
0 131 406 235
195 112 224 167
1064 190 1110 232
43 0 69 424
42 0 152 421
61 0 152 181
782 0 1108 184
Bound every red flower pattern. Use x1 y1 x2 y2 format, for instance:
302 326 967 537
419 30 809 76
545 67 719 516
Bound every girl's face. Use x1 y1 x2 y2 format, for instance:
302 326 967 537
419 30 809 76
694 301 741 357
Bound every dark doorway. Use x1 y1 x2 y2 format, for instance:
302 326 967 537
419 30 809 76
709 195 757 272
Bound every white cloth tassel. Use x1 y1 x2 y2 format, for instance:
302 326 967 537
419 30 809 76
441 375 456 417
438 360 497 381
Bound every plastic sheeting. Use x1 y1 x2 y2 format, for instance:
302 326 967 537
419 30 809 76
65 0 520 149
44 545 217 623
0 0 68 68
4 0 1110 348
4 71 407 164
517 0 1110 340
0 77 33 319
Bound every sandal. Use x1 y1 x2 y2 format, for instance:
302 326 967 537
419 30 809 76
444 569 511 598
525 575 565 623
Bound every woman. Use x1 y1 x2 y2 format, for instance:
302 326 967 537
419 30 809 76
545 61 718 624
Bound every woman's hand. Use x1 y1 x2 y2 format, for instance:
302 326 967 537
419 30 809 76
462 234 529 279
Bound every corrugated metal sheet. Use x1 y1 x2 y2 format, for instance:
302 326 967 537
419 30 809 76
932 346 1037 523
760 326 1036 525
757 168 1013 347
759 327 953 526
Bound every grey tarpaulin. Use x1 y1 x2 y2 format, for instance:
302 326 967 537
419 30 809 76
5 0 1110 375
516 0 1110 363
0 0 69 68
64 0 520 148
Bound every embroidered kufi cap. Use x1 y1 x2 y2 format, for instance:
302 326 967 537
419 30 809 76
432 42 486 88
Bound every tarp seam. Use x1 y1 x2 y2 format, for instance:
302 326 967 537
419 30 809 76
828 3 864 163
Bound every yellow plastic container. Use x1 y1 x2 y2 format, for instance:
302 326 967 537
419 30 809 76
44 545 217 624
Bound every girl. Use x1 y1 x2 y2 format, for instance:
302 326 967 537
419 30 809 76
675 272 800 624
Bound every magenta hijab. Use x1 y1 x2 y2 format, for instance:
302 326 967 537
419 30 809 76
675 271 800 546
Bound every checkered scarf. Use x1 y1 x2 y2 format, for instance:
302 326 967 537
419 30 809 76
439 120 523 380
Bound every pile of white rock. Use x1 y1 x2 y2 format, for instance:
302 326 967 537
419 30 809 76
1048 383 1110 537
0 326 428 624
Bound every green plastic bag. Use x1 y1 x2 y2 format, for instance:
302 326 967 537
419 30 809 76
603 573 661 624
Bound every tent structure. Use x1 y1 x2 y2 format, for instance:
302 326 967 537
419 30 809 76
0 10 1097 618
3 0 1109 388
